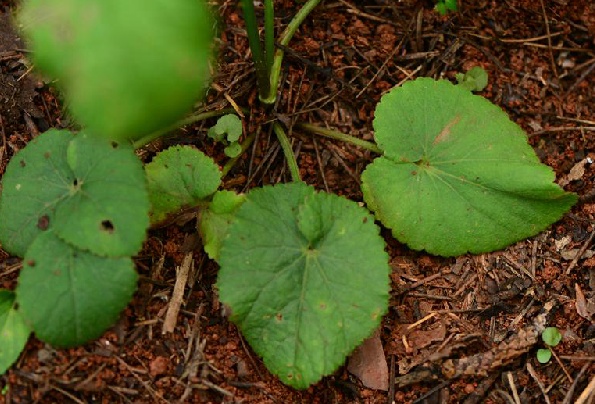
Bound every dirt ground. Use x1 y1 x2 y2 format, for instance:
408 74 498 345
1 0 595 403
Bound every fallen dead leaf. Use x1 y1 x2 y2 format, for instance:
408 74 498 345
575 283 590 319
347 329 389 391
560 158 588 186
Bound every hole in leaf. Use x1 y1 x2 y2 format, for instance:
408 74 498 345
101 220 115 234
73 179 78 186
111 141 119 149
13 302 19 310
37 215 50 230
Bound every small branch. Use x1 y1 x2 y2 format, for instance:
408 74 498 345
131 108 237 149
273 122 301 182
296 122 382 154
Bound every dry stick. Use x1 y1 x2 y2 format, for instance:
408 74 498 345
575 375 595 404
565 229 595 274
387 355 395 404
507 372 522 404
163 252 193 334
550 348 574 383
539 0 559 82
114 356 168 404
562 363 590 404
526 363 551 404
567 59 595 94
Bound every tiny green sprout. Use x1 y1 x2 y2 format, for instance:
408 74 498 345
1 385 8 395
456 66 489 92
435 0 457 15
537 326 562 364
208 114 243 158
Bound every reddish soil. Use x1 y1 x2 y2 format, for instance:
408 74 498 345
1 0 595 403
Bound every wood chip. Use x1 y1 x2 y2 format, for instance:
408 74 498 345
347 329 389 391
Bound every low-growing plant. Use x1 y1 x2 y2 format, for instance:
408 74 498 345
208 114 244 158
537 326 562 364
435 0 458 15
0 0 577 391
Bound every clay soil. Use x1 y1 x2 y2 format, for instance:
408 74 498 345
2 0 595 403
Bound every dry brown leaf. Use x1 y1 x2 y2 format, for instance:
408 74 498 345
575 283 592 320
560 158 588 186
408 322 446 350
347 329 389 391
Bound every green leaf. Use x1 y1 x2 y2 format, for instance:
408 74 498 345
145 146 221 224
218 183 390 388
199 190 245 261
537 348 552 364
0 130 149 257
20 0 214 141
0 129 75 257
208 114 243 143
456 66 488 92
362 78 577 257
445 0 457 11
0 290 30 375
16 231 138 347
542 327 562 347
224 142 242 158
434 2 447 15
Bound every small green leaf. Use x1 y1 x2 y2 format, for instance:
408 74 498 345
199 190 245 261
208 114 243 143
0 290 30 375
445 0 457 11
362 78 577 256
434 2 447 15
218 183 390 388
20 0 214 140
145 146 221 224
16 231 137 347
0 129 74 257
456 66 488 92
224 142 242 158
542 327 562 347
537 348 552 364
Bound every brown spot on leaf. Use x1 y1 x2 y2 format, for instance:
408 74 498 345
275 312 283 323
37 215 50 230
101 220 114 234
411 170 417 176
44 151 51 159
53 270 61 276
433 114 461 145
26 260 35 267
19 160 26 167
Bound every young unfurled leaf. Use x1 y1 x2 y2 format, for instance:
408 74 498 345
145 146 221 224
537 348 552 364
208 114 243 143
362 78 577 257
16 231 137 347
0 130 149 257
218 183 390 388
0 290 30 375
199 190 245 261
456 66 488 92
20 0 214 141
542 327 562 347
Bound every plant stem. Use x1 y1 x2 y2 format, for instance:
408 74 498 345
296 123 383 154
242 0 270 99
264 0 275 73
273 122 301 182
261 0 323 104
221 132 256 178
132 108 236 149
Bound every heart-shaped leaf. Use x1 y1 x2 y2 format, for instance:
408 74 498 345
20 0 214 140
0 130 150 257
198 190 245 261
218 183 389 388
0 290 30 375
16 231 137 347
362 78 577 256
208 114 243 143
145 146 221 224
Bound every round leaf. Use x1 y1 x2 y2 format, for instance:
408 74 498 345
0 129 75 257
362 78 577 256
537 348 552 364
542 327 562 347
20 0 214 140
145 146 221 224
208 114 243 143
224 142 242 158
218 183 390 388
0 290 31 375
16 231 138 347
54 133 150 257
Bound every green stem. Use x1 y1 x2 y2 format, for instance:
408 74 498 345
221 132 256 178
296 123 383 154
261 0 323 104
264 0 275 73
242 0 270 98
273 123 301 182
132 108 237 149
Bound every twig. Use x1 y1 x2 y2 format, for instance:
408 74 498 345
163 253 193 334
539 0 559 82
575 374 595 404
507 372 521 404
562 363 590 404
527 363 551 404
567 59 595 94
566 229 595 274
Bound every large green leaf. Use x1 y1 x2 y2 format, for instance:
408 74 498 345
0 130 149 257
199 190 245 261
145 146 221 224
16 231 138 347
218 183 389 388
362 78 577 256
20 0 214 140
0 290 30 375
0 129 74 257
